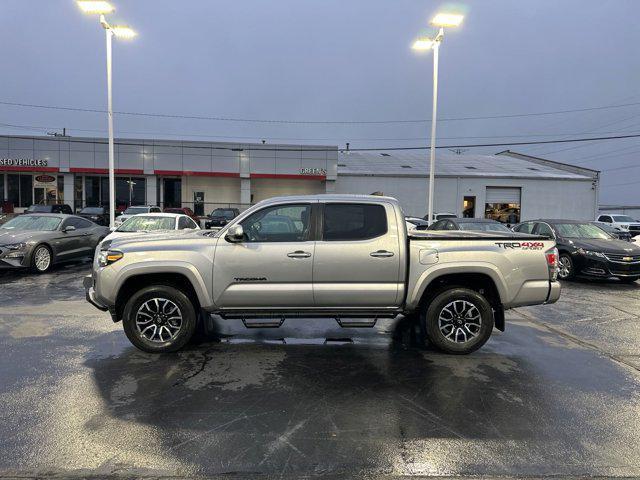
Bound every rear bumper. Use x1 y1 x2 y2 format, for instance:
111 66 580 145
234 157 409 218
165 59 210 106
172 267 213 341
546 281 561 304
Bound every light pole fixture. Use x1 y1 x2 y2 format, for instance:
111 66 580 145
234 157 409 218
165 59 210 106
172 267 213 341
412 12 464 224
77 1 136 228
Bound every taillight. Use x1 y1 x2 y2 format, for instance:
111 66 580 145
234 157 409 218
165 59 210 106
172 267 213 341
545 247 558 281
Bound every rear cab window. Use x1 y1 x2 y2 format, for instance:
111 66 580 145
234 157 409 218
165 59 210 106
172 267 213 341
322 203 387 241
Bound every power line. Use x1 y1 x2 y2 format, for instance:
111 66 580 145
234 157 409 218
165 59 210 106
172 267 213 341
3 98 640 125
3 119 640 144
2 131 640 152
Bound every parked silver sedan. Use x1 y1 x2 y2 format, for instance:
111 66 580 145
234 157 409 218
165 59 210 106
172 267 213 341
0 214 109 273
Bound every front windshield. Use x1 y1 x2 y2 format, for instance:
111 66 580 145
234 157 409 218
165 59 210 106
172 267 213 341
211 209 235 219
555 223 610 239
117 216 175 232
123 206 149 215
80 207 103 214
612 215 636 222
1 215 61 231
26 205 51 213
458 222 511 232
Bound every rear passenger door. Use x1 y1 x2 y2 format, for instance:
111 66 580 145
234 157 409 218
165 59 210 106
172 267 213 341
313 202 402 308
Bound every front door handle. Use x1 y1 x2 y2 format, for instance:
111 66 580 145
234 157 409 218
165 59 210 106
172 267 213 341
287 250 312 258
370 250 394 258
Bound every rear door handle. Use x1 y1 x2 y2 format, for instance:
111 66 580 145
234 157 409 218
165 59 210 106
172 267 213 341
287 250 312 258
370 250 394 258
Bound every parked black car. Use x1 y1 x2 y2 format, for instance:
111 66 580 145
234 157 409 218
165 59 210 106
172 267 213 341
205 208 240 229
428 217 513 233
591 221 633 242
513 219 640 283
25 204 73 215
77 206 109 226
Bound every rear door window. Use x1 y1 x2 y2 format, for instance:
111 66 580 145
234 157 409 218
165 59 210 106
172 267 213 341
514 222 534 234
323 203 387 241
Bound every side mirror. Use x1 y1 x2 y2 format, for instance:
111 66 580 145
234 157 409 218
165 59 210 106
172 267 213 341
63 225 76 233
225 224 244 243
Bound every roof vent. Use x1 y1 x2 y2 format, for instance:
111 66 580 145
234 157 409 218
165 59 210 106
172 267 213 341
380 153 391 157
401 165 412 169
465 166 477 170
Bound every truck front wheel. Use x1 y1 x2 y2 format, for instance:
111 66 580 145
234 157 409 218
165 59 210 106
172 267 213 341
421 288 494 355
122 285 197 353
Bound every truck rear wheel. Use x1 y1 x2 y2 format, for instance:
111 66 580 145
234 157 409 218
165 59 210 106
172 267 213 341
421 287 494 354
122 285 197 353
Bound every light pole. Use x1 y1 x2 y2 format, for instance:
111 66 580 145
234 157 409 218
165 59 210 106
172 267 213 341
77 1 136 227
412 12 464 223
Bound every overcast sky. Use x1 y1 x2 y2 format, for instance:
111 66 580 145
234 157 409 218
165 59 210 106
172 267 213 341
1 0 639 204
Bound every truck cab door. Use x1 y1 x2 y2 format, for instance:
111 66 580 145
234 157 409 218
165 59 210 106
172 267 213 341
313 202 402 307
212 203 316 308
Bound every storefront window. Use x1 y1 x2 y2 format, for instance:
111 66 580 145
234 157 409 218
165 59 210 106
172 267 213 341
484 203 521 224
85 176 101 207
6 174 34 208
81 175 146 209
7 174 19 207
75 176 83 209
0 174 4 203
57 176 64 203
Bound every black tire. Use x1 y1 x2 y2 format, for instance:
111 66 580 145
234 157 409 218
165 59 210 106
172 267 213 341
122 285 197 353
421 287 494 355
30 244 53 273
558 254 574 280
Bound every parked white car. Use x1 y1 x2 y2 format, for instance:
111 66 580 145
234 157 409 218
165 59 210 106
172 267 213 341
104 213 200 242
596 214 640 237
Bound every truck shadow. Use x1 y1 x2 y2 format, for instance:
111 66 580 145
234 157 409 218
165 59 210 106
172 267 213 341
83 319 634 476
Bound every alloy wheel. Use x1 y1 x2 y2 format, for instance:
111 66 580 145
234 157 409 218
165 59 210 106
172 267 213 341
135 298 183 343
437 300 482 344
558 257 571 279
34 246 51 272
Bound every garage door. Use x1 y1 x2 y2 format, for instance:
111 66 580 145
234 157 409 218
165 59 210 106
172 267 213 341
485 187 521 204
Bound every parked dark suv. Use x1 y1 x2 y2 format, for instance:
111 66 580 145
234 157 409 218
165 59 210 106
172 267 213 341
25 204 73 215
205 207 240 229
77 206 109 225
513 219 640 283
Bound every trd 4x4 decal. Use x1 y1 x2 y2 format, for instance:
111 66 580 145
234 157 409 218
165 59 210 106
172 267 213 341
495 241 545 250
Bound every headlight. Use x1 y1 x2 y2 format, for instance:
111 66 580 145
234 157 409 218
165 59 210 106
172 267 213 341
621 225 630 230
2 242 27 251
98 249 124 267
577 248 605 257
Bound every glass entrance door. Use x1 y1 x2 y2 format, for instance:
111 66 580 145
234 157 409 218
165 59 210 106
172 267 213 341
163 178 182 208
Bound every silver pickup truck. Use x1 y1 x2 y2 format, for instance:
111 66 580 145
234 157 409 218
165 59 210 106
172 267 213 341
84 194 560 354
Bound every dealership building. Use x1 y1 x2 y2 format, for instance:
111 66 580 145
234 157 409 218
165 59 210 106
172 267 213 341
0 135 337 216
0 134 600 222
336 149 600 221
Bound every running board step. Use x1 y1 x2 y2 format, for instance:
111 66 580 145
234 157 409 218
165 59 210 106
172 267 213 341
241 318 285 328
335 317 378 328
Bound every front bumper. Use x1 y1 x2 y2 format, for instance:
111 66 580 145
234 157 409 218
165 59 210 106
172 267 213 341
84 274 108 312
575 254 640 279
0 246 31 269
205 220 227 229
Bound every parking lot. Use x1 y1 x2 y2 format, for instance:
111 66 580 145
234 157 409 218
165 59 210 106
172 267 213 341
1 263 639 478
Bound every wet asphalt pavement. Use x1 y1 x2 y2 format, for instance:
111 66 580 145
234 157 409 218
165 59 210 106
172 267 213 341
1 262 640 479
